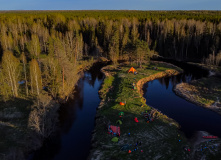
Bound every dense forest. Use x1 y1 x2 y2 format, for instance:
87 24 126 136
0 10 221 159
1 11 221 101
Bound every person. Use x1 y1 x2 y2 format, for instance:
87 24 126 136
134 117 139 122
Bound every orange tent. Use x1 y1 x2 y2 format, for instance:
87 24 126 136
119 102 126 105
128 67 137 73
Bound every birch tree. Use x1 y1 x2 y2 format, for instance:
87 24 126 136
2 50 20 97
0 68 12 101
20 52 29 96
27 34 41 58
30 59 42 96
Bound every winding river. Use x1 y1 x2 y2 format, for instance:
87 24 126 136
29 61 221 159
143 60 221 139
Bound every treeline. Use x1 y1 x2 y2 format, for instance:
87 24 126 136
1 11 221 101
1 10 221 22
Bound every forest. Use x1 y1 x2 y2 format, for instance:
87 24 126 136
0 10 221 159
0 10 221 101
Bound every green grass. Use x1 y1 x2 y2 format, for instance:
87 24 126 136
91 62 192 160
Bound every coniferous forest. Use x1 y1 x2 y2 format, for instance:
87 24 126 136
0 11 221 159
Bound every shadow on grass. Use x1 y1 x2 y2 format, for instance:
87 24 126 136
0 98 33 121
95 106 189 160
104 73 123 103
0 97 34 157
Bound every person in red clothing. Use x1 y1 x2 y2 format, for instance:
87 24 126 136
134 117 139 122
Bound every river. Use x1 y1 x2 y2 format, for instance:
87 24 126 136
29 60 221 159
143 60 221 139
29 63 105 160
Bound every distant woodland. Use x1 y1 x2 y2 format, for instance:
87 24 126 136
0 10 221 101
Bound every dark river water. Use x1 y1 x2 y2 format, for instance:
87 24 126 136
143 60 221 139
29 61 221 160
29 63 105 160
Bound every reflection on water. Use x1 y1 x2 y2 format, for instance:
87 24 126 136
30 63 105 160
144 61 221 138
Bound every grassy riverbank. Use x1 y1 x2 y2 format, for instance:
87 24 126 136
174 77 221 114
90 62 194 160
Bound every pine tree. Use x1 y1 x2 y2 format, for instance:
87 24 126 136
131 18 139 44
135 40 150 67
109 25 119 65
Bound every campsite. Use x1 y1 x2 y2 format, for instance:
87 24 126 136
89 62 221 160
0 10 221 160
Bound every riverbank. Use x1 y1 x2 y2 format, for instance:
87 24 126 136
0 92 61 160
174 77 221 115
89 61 193 160
0 59 102 160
